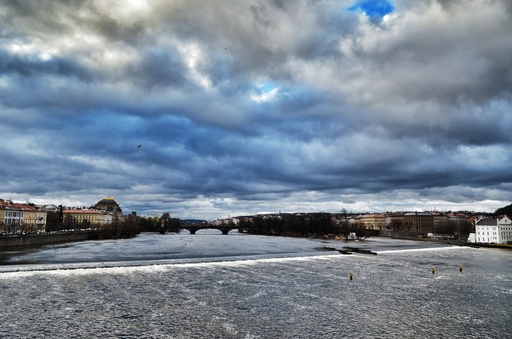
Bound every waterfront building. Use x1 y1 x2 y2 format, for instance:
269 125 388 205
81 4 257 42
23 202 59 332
432 213 448 233
62 208 113 228
0 199 47 233
0 199 23 233
355 214 386 230
404 213 434 233
473 216 512 244
20 204 47 232
387 214 405 231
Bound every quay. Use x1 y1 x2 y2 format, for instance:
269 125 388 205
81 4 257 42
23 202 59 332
0 231 96 249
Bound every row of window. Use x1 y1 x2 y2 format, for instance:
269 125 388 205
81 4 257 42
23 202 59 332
477 231 512 236
477 232 512 241
4 219 22 225
477 237 497 243
4 211 24 217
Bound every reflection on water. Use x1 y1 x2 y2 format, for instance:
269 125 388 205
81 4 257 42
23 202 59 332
0 233 511 338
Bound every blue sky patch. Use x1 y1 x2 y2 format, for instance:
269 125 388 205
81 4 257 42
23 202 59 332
258 81 277 94
251 81 280 103
349 0 394 18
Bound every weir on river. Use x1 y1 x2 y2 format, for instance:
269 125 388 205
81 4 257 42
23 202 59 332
1 233 511 338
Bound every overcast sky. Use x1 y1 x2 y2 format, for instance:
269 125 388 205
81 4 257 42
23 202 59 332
1 0 511 219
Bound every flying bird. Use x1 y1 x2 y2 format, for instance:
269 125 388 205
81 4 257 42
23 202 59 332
138 145 142 149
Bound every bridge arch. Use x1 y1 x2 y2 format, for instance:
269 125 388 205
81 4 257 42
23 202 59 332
164 224 256 235
187 226 236 235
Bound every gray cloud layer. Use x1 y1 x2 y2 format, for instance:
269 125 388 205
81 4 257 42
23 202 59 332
1 0 511 218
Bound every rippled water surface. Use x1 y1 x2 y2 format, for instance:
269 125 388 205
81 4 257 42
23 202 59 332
1 233 511 338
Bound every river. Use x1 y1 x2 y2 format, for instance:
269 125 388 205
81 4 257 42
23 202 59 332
0 231 511 338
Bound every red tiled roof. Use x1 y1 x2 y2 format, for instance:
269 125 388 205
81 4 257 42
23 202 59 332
63 209 105 215
0 201 38 211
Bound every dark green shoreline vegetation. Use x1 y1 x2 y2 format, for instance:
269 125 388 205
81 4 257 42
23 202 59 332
237 213 378 239
45 211 142 240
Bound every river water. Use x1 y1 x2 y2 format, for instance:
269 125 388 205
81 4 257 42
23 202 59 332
0 231 511 338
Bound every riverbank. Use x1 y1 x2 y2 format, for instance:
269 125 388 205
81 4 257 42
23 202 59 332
0 231 96 249
475 243 512 249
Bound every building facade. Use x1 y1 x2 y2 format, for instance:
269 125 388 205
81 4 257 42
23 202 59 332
355 214 386 230
432 213 448 233
473 216 512 244
0 197 123 233
404 213 434 233
0 199 47 233
62 209 113 228
20 205 47 232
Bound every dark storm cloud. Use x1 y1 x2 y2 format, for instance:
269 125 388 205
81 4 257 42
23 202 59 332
0 49 92 80
1 0 511 218
128 47 187 88
349 0 512 106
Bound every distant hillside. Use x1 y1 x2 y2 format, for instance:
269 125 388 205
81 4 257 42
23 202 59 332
494 203 512 216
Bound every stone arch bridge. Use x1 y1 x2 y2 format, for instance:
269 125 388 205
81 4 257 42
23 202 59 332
164 224 256 235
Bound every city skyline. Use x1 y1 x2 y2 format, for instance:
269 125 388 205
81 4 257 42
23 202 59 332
1 0 511 220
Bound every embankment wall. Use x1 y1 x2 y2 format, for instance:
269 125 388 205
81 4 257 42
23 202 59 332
0 232 94 249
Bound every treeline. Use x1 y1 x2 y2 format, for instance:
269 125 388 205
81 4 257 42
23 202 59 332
138 213 181 233
435 219 473 236
93 215 140 239
46 211 183 239
495 203 512 216
46 212 141 239
238 213 376 238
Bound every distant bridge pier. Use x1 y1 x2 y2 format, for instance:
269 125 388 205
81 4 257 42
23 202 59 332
219 227 230 235
187 227 232 234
